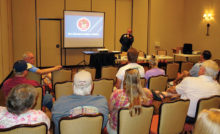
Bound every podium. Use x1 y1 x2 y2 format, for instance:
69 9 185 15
83 51 120 79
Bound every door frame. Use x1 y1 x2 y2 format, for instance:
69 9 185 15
39 18 62 67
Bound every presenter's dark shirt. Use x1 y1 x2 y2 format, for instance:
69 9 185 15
120 33 134 52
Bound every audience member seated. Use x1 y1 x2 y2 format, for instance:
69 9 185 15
23 51 62 88
0 84 50 132
145 55 165 88
2 60 53 110
107 69 152 134
194 108 220 134
116 47 145 89
189 50 212 77
52 70 109 134
173 50 212 85
167 60 220 124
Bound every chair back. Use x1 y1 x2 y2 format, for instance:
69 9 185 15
92 79 114 101
181 62 193 73
101 66 118 82
140 77 146 87
32 86 43 110
52 69 72 88
78 67 96 80
26 72 41 84
54 81 73 100
166 63 179 80
118 106 154 134
59 114 103 134
148 75 168 92
157 100 190 134
0 123 47 134
195 95 220 119
157 50 167 56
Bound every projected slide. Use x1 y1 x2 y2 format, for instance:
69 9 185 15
64 11 104 48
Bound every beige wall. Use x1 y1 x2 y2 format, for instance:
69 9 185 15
133 0 149 53
149 0 185 55
11 0 136 66
8 0 220 72
184 0 220 59
0 0 13 83
115 0 132 51
12 0 36 63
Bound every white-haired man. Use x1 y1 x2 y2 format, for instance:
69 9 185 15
23 51 62 75
167 60 220 123
52 70 109 134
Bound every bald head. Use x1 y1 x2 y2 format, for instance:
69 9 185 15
23 51 34 64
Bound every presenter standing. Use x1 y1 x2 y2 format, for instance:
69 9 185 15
120 28 134 52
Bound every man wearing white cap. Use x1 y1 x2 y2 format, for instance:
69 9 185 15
52 70 109 134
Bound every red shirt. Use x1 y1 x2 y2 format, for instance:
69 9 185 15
2 76 40 97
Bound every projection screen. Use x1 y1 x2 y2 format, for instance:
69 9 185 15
64 11 105 48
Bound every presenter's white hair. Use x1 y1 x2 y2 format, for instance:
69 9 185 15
73 70 92 96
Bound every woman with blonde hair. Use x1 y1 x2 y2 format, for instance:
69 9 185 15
107 69 152 134
194 108 220 134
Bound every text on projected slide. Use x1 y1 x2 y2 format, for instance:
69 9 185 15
65 15 103 38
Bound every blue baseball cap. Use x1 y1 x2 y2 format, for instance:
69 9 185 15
13 60 27 72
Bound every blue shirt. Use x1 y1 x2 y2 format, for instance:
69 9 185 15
27 63 39 73
189 62 202 77
52 94 109 134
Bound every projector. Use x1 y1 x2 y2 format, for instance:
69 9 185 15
97 48 108 53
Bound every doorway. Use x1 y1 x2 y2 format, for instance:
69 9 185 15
39 19 62 67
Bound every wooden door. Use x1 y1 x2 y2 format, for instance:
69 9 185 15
39 19 61 67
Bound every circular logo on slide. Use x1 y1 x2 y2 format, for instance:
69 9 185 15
77 17 91 31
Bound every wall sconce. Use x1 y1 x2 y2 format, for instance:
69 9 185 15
203 13 213 36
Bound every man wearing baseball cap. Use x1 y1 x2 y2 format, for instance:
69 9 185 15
2 60 53 110
52 70 109 134
2 60 40 97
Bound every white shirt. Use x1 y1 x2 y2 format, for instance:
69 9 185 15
116 63 145 89
176 75 220 117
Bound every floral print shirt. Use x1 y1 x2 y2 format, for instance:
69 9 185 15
109 89 129 130
0 106 50 129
